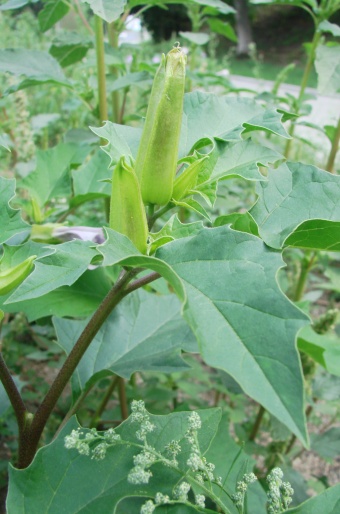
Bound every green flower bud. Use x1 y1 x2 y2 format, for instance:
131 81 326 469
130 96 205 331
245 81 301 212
135 45 186 206
172 156 208 201
0 255 36 296
109 156 148 254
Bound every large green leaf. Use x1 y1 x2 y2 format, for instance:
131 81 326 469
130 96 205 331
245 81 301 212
38 0 69 32
5 240 98 304
71 149 111 205
315 44 340 95
181 92 289 155
1 268 112 321
54 289 197 397
0 49 71 93
250 162 340 250
286 483 340 513
20 143 91 207
49 33 93 68
157 226 309 444
81 0 127 22
98 228 185 301
7 408 221 513
284 220 340 251
206 139 282 185
298 325 340 377
0 177 29 244
91 122 141 165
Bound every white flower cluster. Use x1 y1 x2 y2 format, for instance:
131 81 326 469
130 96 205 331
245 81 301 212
185 412 220 486
164 439 181 465
64 426 121 460
131 400 156 442
231 472 257 509
128 401 158 485
267 468 294 513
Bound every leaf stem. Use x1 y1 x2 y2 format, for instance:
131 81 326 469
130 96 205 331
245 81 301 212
73 0 94 35
124 271 161 294
118 377 128 420
148 203 174 230
90 375 120 428
54 385 94 438
249 405 265 441
325 115 340 173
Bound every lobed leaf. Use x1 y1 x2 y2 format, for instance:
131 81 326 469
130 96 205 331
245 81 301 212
54 289 197 398
0 177 29 244
157 226 309 443
5 240 98 304
250 162 340 250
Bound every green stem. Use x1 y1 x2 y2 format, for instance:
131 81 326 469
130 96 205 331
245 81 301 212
73 0 94 35
286 404 313 455
108 22 120 122
294 252 316 302
325 115 340 173
249 405 265 441
54 385 94 438
124 272 161 295
148 203 174 230
284 30 322 159
95 15 108 124
17 269 138 469
90 375 119 428
118 377 128 420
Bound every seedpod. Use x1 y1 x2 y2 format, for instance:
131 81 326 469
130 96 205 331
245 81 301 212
135 45 186 206
109 156 148 254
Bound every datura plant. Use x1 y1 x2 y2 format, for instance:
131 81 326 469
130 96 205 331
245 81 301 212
1 38 340 514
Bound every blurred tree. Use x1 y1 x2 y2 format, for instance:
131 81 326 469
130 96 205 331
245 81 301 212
141 4 191 42
234 0 253 56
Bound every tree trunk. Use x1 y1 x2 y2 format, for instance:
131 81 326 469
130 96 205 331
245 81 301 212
234 0 253 57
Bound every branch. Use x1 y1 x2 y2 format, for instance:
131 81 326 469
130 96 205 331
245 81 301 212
0 353 27 429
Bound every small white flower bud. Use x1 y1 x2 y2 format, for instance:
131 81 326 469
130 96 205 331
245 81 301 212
188 412 201 430
195 494 205 508
140 499 155 514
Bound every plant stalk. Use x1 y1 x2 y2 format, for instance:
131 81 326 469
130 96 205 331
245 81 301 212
249 405 265 441
294 252 316 302
90 375 119 428
108 22 121 122
95 15 108 124
325 115 340 173
0 353 27 432
284 30 322 159
118 377 128 420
